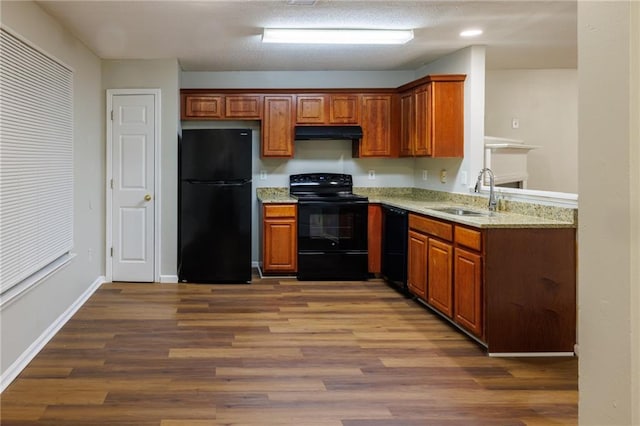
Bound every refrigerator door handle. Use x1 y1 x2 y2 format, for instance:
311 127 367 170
185 179 251 186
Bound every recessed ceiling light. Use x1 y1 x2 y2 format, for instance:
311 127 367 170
460 29 483 37
262 28 414 45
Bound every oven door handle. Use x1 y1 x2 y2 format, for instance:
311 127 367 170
298 200 369 206
299 251 367 255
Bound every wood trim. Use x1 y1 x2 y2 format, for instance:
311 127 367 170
367 204 382 274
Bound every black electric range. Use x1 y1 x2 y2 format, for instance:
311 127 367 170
290 173 369 281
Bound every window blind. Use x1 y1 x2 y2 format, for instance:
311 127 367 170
0 28 74 294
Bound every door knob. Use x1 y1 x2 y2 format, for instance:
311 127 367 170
144 194 152 201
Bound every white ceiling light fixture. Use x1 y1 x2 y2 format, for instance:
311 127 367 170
460 29 483 37
262 28 414 45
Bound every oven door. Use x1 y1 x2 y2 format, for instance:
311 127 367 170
297 200 368 252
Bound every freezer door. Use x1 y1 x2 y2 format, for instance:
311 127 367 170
178 180 251 283
180 129 252 181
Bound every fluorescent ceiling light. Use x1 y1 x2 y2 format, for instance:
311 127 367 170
262 28 414 45
460 29 483 37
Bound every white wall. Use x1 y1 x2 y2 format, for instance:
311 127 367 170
485 69 578 194
0 1 103 382
182 70 414 90
578 1 640 424
413 46 486 195
102 59 180 281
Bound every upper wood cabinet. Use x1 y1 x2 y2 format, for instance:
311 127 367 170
182 93 262 120
398 74 465 158
296 94 360 125
354 94 398 158
296 95 327 124
180 74 464 158
399 91 413 156
329 94 359 124
225 95 262 119
183 95 224 119
262 95 295 157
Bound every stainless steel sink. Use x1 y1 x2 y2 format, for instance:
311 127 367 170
433 207 490 217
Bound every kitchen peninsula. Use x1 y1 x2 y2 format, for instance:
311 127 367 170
258 186 577 356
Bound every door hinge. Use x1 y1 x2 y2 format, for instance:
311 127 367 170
110 247 113 257
110 179 113 189
110 110 114 121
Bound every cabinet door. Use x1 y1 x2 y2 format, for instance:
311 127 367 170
262 96 294 157
454 248 483 337
407 230 428 299
399 91 413 156
427 238 454 318
430 80 464 157
183 95 224 119
356 94 396 157
263 218 297 273
263 204 297 273
413 85 431 156
225 95 262 119
329 94 359 124
368 204 382 274
296 95 327 124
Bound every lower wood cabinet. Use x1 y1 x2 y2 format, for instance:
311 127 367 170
262 204 297 274
427 238 453 318
404 211 576 353
454 247 483 337
407 213 481 333
407 230 428 299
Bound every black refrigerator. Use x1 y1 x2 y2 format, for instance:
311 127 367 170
179 129 252 283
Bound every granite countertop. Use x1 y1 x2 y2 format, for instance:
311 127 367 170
257 187 577 229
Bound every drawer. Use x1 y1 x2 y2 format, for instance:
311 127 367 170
409 214 453 241
455 226 482 251
264 204 296 218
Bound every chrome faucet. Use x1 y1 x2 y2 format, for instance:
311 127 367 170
474 168 497 212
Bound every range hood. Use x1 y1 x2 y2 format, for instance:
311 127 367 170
294 125 363 141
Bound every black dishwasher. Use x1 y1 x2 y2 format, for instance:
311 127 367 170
381 205 408 292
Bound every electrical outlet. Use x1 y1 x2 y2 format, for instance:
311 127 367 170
368 170 376 180
511 117 520 129
422 170 428 181
259 170 267 180
440 169 447 183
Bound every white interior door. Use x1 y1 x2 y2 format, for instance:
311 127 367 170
111 94 155 282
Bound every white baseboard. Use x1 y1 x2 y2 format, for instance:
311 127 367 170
0 275 105 393
159 275 178 283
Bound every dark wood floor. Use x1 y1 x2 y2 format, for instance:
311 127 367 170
1 274 578 425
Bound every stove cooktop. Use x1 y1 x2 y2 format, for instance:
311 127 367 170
289 173 367 203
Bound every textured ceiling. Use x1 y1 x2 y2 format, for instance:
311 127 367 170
36 0 577 71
